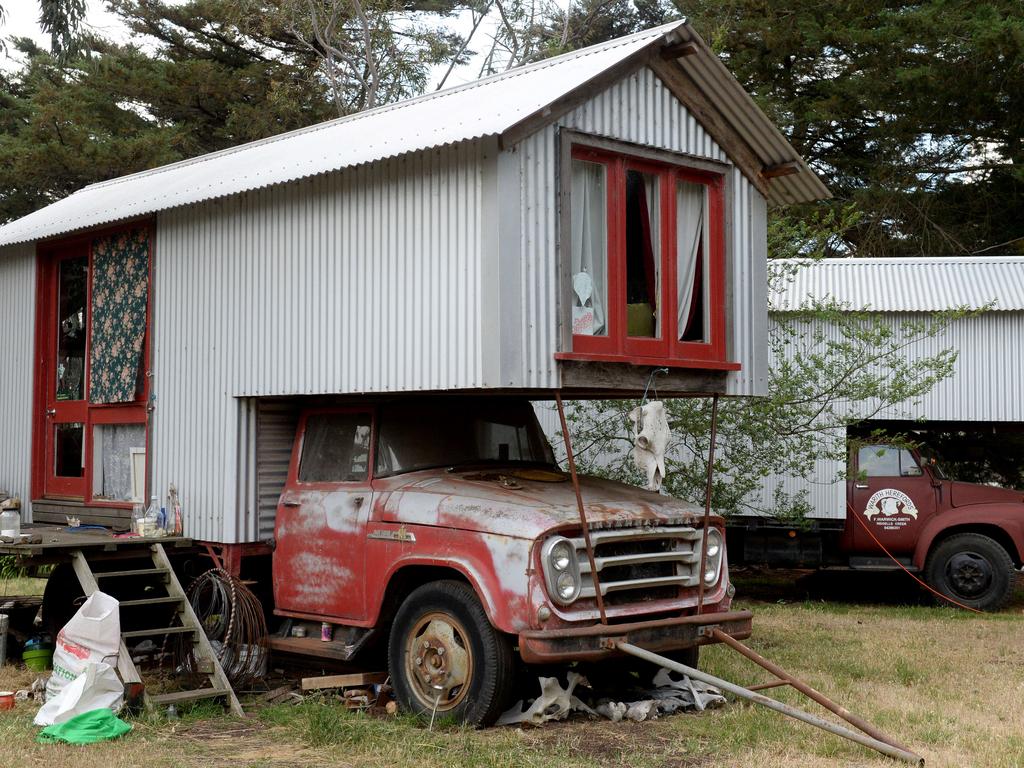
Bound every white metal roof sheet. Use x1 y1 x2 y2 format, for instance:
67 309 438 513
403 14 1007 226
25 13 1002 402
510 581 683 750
770 256 1024 312
0 20 826 247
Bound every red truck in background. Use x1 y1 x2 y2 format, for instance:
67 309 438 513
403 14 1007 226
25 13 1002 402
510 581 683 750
271 396 748 725
729 438 1024 612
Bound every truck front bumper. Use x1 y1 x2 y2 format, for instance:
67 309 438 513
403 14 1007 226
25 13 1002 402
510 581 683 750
517 609 753 664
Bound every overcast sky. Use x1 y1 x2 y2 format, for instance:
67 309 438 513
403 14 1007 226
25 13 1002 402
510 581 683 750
0 1 516 88
2 0 128 51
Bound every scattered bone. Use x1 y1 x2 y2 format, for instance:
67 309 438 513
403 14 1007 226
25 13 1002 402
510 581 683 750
499 667 725 726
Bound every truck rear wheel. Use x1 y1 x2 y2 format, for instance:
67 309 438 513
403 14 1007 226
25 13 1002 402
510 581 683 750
388 580 514 726
924 533 1016 612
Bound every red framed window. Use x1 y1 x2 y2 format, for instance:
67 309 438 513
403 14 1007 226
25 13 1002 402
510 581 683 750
559 145 734 369
33 226 152 507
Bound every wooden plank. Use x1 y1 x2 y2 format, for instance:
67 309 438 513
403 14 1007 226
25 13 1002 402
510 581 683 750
119 596 182 608
267 635 354 661
150 543 245 718
150 687 227 705
659 41 699 59
301 672 389 691
95 567 169 579
121 626 195 639
69 550 143 685
761 161 800 179
648 57 771 199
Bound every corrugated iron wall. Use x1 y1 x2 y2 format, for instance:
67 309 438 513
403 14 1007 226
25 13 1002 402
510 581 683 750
152 144 488 542
0 245 36 522
512 66 768 394
755 311 1024 520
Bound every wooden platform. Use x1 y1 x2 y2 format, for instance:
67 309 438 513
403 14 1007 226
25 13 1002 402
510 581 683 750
0 523 192 559
32 499 132 529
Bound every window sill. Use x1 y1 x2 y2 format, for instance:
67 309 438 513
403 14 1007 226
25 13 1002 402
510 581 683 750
554 352 741 371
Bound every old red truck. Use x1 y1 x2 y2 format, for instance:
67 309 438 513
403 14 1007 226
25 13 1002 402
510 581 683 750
729 437 1024 611
271 397 747 724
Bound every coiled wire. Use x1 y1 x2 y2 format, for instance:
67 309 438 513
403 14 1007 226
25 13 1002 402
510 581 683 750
174 568 269 689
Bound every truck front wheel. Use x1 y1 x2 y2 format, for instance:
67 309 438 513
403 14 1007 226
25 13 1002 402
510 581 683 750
388 580 514 726
924 533 1017 612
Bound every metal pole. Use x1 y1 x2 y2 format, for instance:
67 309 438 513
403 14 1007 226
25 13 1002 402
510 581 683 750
616 642 923 766
709 628 915 754
696 393 719 614
554 392 607 625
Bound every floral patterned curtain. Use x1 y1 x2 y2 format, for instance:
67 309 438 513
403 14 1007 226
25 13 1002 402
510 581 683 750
89 229 149 404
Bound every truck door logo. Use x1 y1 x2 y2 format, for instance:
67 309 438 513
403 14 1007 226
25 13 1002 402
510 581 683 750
863 489 919 529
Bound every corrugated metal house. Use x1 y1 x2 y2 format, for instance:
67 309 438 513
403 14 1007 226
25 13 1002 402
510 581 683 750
0 22 826 544
761 256 1024 520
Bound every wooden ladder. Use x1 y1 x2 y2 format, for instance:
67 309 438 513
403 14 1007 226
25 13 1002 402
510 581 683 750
69 543 244 717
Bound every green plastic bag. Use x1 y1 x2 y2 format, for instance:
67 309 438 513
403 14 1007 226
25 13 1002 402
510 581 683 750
37 708 132 745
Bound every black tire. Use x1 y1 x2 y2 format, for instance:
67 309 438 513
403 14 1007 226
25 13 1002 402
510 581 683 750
388 580 514 726
41 563 85 637
924 533 1017 612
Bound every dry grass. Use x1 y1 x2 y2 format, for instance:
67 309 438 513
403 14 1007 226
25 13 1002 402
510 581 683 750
0 571 1020 767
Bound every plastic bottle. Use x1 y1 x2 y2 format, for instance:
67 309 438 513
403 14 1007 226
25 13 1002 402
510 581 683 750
0 508 19 538
143 496 160 537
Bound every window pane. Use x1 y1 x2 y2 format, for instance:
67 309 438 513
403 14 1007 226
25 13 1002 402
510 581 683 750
299 413 372 483
625 170 660 338
375 399 555 477
54 423 85 478
858 446 901 477
56 257 88 401
676 181 708 342
570 159 608 336
92 423 146 502
899 449 922 477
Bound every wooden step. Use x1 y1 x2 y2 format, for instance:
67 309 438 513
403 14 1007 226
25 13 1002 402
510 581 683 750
122 626 196 639
119 596 183 608
150 688 228 705
95 567 170 579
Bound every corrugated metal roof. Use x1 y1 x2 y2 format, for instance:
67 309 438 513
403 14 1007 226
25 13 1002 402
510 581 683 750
0 21 827 247
770 256 1024 312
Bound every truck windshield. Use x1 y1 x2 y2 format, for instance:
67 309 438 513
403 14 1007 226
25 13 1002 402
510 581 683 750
375 399 557 477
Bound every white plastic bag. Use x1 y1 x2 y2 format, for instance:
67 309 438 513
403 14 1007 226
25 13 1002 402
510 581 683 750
37 591 122 724
33 661 123 726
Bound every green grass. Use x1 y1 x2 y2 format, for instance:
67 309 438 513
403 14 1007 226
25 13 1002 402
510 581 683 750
0 570 1019 768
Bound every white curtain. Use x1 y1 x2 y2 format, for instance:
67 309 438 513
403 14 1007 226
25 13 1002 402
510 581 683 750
643 173 660 325
676 181 707 340
571 160 607 335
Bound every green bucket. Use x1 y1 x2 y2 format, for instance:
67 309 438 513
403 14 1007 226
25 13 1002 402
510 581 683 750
22 648 52 672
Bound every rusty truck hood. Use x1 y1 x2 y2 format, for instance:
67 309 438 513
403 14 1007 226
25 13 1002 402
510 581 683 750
377 468 704 539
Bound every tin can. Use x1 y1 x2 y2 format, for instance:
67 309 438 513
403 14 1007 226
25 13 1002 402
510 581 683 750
321 622 332 642
0 692 14 711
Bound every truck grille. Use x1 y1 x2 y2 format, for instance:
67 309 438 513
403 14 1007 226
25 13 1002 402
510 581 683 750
570 526 703 603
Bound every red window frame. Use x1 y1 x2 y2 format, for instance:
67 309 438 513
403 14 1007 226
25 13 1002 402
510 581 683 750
557 145 736 370
287 407 378 489
31 223 153 507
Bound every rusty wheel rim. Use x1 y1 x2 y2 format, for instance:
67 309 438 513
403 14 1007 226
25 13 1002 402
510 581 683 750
404 611 474 712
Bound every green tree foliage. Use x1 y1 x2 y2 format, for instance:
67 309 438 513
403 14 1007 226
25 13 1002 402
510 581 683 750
0 0 459 223
526 0 1024 256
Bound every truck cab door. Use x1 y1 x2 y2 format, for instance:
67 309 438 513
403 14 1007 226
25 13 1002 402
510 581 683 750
849 444 938 556
273 409 375 622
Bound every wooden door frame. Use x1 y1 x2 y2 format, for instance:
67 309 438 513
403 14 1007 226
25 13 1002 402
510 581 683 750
31 221 155 506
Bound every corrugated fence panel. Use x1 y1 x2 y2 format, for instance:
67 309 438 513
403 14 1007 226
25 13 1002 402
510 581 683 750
153 145 486 543
514 66 766 394
0 244 36 523
255 400 300 541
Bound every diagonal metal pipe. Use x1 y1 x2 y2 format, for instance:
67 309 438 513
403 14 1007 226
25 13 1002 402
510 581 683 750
616 642 924 766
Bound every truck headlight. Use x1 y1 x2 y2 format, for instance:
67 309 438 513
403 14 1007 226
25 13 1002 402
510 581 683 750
702 528 724 586
541 536 581 605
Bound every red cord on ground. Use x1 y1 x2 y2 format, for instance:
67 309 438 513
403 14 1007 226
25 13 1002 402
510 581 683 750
847 505 984 614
